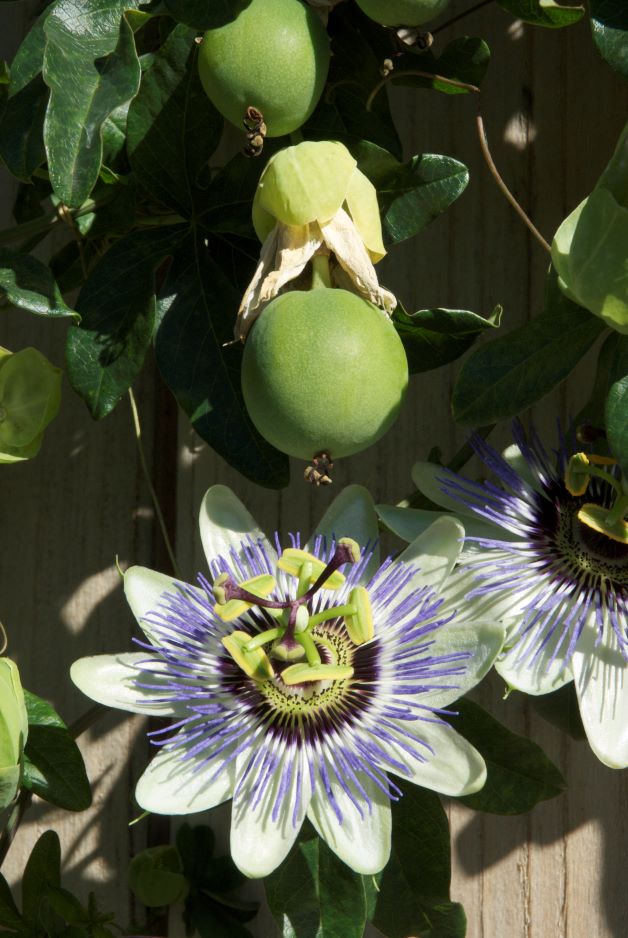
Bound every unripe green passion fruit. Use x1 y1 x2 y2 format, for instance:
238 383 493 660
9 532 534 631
242 289 408 461
198 0 330 138
356 0 450 27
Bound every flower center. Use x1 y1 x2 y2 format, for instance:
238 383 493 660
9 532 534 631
565 452 628 546
214 539 374 689
554 500 628 585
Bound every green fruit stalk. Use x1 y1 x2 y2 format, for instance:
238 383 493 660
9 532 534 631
242 286 408 462
198 0 330 137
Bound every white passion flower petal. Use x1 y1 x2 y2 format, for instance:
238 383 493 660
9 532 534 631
307 484 380 577
307 772 392 875
386 719 486 797
417 622 505 709
394 515 465 594
199 485 277 576
495 620 574 696
124 567 191 644
230 746 312 878
135 726 237 815
70 653 185 717
573 621 628 768
411 461 478 515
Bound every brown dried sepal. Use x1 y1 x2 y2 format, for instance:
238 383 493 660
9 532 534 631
304 453 334 486
243 106 267 158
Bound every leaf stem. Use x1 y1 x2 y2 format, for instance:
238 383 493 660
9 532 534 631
475 110 551 254
0 197 107 247
366 70 480 112
128 388 182 580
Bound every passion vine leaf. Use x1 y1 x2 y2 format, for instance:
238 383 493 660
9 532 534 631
155 231 289 489
447 699 566 814
393 305 502 374
42 0 142 207
392 37 491 94
22 690 92 812
590 0 628 78
0 875 22 930
379 154 470 245
127 24 223 217
66 226 184 420
372 781 465 938
22 831 61 925
497 0 584 28
532 683 586 740
452 271 606 425
0 7 50 181
265 828 367 938
606 369 628 475
0 248 77 320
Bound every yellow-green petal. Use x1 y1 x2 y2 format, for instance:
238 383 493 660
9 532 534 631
344 169 386 262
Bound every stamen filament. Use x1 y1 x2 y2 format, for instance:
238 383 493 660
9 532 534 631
296 631 322 667
312 634 339 664
244 627 283 651
297 562 313 598
308 604 357 627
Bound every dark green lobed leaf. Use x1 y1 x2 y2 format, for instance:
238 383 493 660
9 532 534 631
606 371 628 475
265 828 321 937
452 271 606 425
0 248 77 320
372 781 465 938
319 840 367 938
164 0 252 30
66 226 184 419
127 24 223 217
155 231 289 488
393 305 501 373
590 0 628 78
447 699 566 814
42 0 142 207
498 0 584 28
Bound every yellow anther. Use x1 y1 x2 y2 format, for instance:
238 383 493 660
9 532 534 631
281 662 354 685
344 586 374 645
277 549 345 590
565 453 590 497
578 503 628 545
222 630 275 681
588 454 618 466
214 574 276 622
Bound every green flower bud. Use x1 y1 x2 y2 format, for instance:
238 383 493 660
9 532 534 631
128 845 189 908
552 121 628 333
0 347 62 463
0 658 28 810
252 140 386 261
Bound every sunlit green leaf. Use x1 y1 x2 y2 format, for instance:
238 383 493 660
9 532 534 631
498 0 584 27
42 0 142 206
394 305 501 373
0 248 77 319
590 0 628 78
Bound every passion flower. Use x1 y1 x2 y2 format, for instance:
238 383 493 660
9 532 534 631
237 139 394 341
71 485 503 878
355 0 450 27
197 0 330 138
380 422 628 768
241 282 408 461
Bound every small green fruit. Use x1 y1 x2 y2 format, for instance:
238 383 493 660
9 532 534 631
198 0 330 137
355 0 450 27
242 289 408 460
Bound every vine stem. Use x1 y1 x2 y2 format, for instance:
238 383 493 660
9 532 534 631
475 111 551 254
128 388 182 580
431 0 495 34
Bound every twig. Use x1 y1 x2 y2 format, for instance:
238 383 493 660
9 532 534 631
432 0 495 34
475 110 551 254
0 197 111 247
366 70 480 112
69 703 107 740
128 388 182 580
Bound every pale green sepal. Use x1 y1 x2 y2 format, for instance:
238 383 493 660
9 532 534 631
307 484 380 578
70 653 186 717
0 766 20 810
395 515 465 593
572 620 628 768
0 658 27 768
307 774 391 875
344 169 386 262
135 729 237 815
253 141 357 236
199 485 277 572
0 347 61 459
552 188 628 333
377 504 446 542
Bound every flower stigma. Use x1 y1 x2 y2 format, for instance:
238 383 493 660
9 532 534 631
215 538 369 692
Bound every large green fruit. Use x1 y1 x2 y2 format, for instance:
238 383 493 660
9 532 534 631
198 0 330 138
355 0 450 27
242 289 408 460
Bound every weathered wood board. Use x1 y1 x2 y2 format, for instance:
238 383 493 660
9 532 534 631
1 2 627 936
